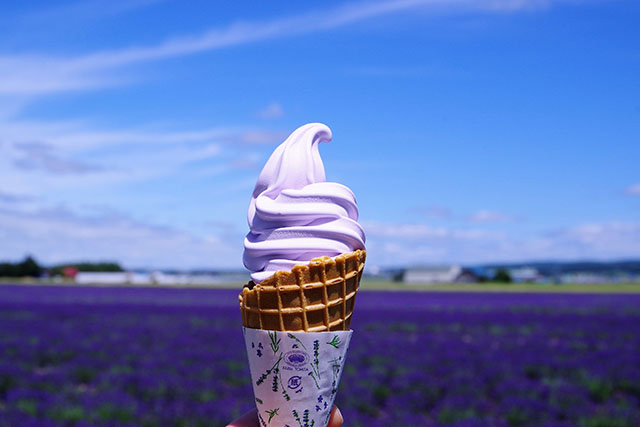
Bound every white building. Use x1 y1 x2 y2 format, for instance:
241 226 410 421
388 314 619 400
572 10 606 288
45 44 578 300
75 272 134 285
509 267 540 283
403 266 463 284
74 271 244 286
151 272 224 285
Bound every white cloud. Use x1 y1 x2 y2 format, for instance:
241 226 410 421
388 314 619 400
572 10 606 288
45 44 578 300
626 183 640 196
554 222 640 251
467 209 518 223
381 241 447 258
418 205 454 219
0 190 33 203
174 143 221 163
0 117 274 259
256 102 284 120
415 206 519 222
12 141 104 174
365 221 449 238
0 117 284 203
0 205 240 269
0 118 284 152
0 0 573 96
363 220 640 267
364 220 505 240
3 209 637 270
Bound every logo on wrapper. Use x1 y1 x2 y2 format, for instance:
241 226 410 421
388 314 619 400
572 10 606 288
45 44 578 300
283 350 310 369
287 375 302 390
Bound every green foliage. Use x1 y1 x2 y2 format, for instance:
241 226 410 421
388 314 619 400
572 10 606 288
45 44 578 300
506 408 528 426
0 373 15 398
581 416 630 427
73 367 95 384
17 399 37 416
493 268 512 283
0 255 41 277
389 322 418 332
20 256 41 277
0 262 18 277
373 384 391 403
438 407 476 424
97 404 134 422
0 256 122 278
197 390 217 403
583 376 614 403
51 405 85 422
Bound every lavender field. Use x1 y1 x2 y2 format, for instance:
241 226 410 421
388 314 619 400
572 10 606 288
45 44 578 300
0 285 639 426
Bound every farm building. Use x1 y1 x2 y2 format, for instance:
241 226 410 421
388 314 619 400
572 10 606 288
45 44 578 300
75 272 148 285
74 271 246 285
508 267 540 283
403 266 477 284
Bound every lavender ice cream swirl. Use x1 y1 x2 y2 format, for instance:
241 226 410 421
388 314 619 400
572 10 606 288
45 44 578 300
243 123 366 283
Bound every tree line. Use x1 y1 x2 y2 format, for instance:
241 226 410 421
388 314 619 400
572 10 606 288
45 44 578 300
0 256 123 278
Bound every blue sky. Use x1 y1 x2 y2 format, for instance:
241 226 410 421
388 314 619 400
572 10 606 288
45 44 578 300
1 0 639 270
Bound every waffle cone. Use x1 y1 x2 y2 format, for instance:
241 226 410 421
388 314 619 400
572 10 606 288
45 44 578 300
239 249 366 332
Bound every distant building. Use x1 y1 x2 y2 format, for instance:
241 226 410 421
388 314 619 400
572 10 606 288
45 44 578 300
403 266 477 284
62 266 78 279
75 272 132 284
363 266 403 282
456 269 480 283
150 272 244 285
559 273 613 284
508 267 540 283
74 271 248 286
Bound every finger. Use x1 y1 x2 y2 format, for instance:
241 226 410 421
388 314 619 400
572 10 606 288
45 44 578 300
226 409 259 427
328 406 344 427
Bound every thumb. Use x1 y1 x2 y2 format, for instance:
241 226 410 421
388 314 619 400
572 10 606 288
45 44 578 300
328 406 343 427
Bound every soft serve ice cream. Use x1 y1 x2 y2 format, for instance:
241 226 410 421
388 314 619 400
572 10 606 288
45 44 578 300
243 123 366 283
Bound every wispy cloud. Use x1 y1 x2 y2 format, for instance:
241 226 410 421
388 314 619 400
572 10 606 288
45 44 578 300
0 205 239 268
364 220 504 240
365 219 640 267
0 117 282 197
414 206 518 222
256 102 284 120
625 183 640 196
1 116 284 152
0 0 567 96
13 142 104 175
416 205 454 219
467 210 519 223
0 190 33 203
366 221 450 238
553 221 640 246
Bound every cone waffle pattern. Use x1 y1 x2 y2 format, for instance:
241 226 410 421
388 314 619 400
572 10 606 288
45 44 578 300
239 250 366 332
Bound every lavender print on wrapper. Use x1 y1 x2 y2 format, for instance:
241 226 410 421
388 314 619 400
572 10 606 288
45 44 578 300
243 328 352 427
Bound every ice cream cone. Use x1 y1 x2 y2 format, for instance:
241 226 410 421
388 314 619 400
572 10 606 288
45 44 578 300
239 124 365 426
239 249 366 332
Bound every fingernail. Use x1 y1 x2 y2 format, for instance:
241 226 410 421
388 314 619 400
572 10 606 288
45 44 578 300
334 407 343 425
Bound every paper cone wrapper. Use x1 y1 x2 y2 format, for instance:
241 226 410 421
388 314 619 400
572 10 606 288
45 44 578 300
243 327 352 427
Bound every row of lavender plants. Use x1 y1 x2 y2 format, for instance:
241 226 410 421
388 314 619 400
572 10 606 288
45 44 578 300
0 286 638 426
